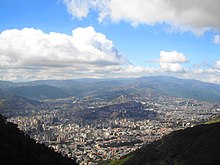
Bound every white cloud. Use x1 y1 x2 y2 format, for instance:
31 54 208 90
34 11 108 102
5 63 219 84
0 26 219 83
183 68 220 84
0 27 127 69
215 60 220 68
0 65 159 81
145 50 187 72
63 0 90 18
157 50 187 72
1 27 165 80
160 63 184 73
159 51 188 63
0 27 187 80
109 65 158 77
63 0 220 33
213 35 220 44
63 0 109 20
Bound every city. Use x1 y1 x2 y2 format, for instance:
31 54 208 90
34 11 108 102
1 1 220 164
8 93 220 164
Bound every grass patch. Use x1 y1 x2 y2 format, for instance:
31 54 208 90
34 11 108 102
206 118 220 124
109 155 132 165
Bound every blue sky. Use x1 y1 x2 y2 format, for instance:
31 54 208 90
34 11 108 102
0 0 220 83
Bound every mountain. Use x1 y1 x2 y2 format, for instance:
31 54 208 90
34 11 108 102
0 114 77 165
19 76 220 103
1 76 220 103
123 122 220 165
135 76 220 103
17 79 130 97
0 88 43 116
0 80 16 90
0 94 42 116
9 84 70 100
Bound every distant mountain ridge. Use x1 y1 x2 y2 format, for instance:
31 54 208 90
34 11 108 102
0 76 220 103
134 76 220 103
8 84 70 100
0 80 16 90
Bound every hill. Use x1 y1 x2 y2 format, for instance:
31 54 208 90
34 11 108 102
135 76 220 103
0 114 77 165
0 80 16 90
0 92 42 116
9 85 70 100
73 101 157 125
123 122 220 165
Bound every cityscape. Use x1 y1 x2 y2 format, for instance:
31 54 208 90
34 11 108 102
1 0 220 164
8 93 220 164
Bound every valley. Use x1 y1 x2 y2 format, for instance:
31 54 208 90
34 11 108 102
1 76 220 164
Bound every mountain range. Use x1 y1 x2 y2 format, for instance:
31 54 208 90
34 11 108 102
0 76 220 103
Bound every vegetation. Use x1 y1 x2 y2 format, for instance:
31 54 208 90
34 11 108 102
109 156 132 165
0 114 77 165
0 94 41 115
122 122 220 165
205 116 220 124
137 76 220 103
98 156 132 165
9 85 70 100
2 76 220 103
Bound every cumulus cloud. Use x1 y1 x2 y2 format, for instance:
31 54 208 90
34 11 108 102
0 27 164 81
160 63 184 73
215 60 220 68
0 26 219 82
63 0 90 18
0 27 127 69
63 0 108 20
63 0 220 33
159 50 187 72
145 50 187 73
213 35 220 44
159 51 188 63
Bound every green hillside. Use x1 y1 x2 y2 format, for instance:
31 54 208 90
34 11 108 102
205 117 220 124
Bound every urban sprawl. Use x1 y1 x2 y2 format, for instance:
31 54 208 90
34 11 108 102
7 94 220 165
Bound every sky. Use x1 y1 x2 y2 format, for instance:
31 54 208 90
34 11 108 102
0 0 220 83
